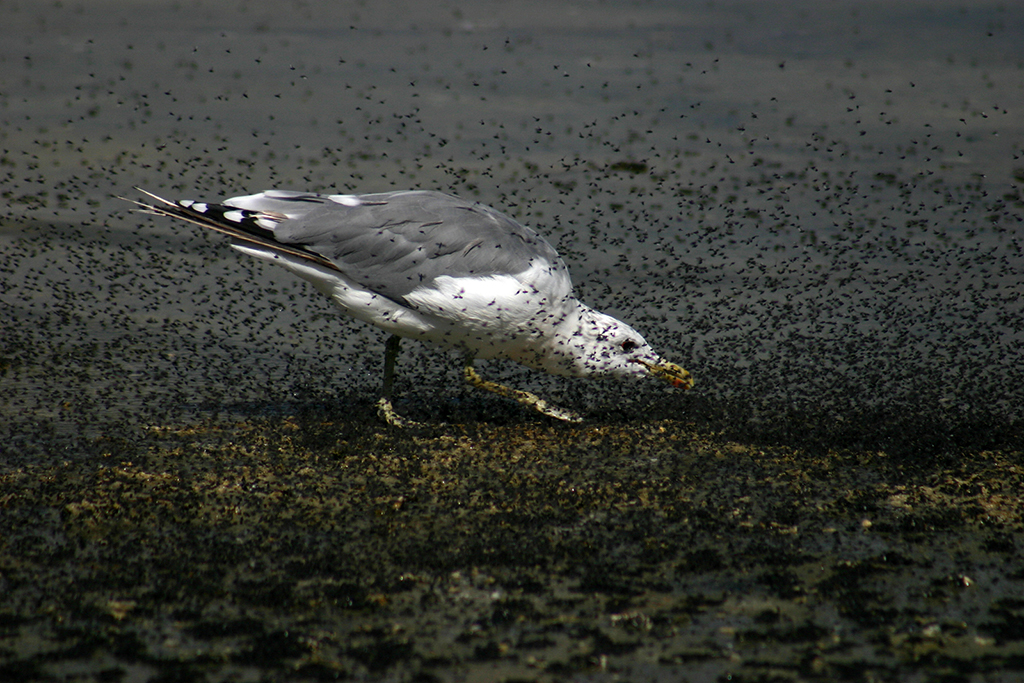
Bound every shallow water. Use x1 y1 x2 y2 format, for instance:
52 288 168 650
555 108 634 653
1 1 1023 681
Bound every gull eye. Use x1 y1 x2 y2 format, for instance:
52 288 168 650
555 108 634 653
620 339 638 353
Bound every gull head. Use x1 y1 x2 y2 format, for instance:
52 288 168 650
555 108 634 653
562 307 694 389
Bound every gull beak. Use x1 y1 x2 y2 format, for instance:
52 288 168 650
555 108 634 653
634 359 694 390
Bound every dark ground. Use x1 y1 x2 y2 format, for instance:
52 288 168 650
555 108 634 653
2 404 1023 682
2 1 1024 681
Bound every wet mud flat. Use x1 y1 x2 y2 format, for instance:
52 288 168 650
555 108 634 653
1 2 1023 678
1 404 1022 682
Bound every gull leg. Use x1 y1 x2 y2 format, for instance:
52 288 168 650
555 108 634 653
376 335 420 428
462 353 582 423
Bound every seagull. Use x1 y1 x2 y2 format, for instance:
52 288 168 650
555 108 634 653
127 188 693 426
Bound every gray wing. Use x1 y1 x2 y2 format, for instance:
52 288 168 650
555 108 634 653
224 190 569 300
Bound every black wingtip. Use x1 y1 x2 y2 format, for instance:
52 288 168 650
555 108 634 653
121 188 341 273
